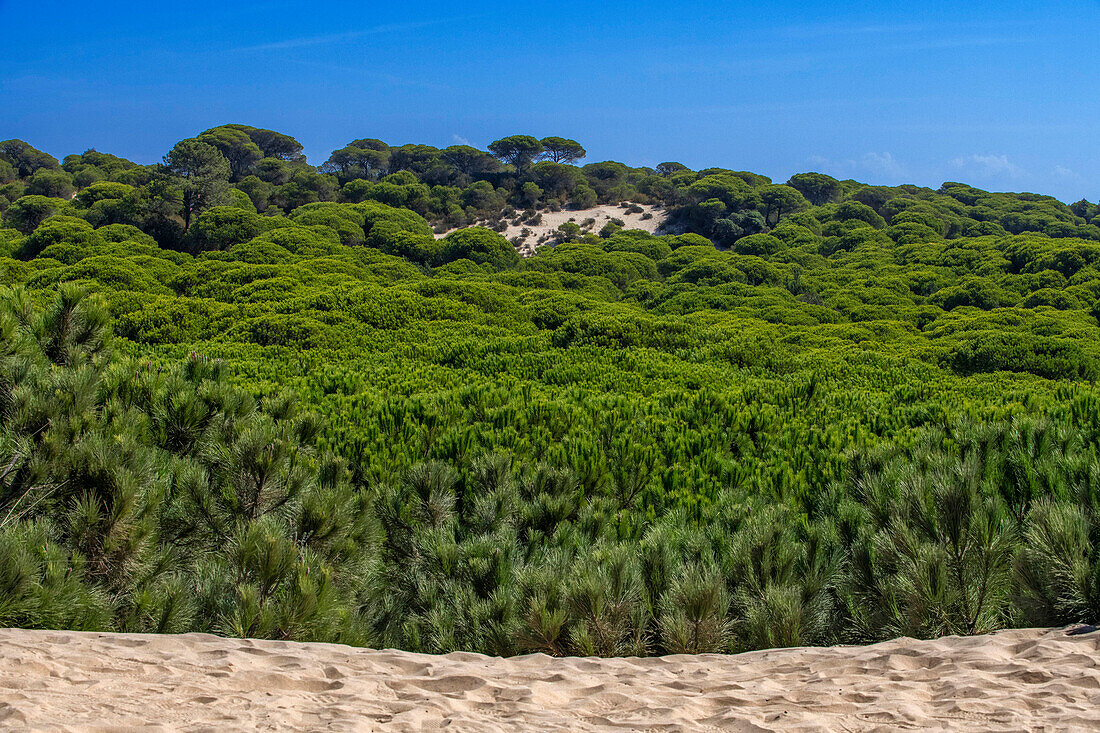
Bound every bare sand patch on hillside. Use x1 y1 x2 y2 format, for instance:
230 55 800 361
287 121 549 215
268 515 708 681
436 203 673 256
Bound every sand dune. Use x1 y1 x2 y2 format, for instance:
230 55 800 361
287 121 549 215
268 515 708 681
436 203 672 256
1 626 1098 731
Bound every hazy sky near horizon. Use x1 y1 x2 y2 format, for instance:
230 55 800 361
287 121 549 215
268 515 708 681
1 0 1097 202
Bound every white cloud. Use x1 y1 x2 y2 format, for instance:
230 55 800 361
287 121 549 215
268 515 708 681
233 18 468 53
860 152 905 178
950 153 1023 179
779 22 927 39
1053 165 1081 180
452 134 470 146
803 152 906 182
886 37 1022 52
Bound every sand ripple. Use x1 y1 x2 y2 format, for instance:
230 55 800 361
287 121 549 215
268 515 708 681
1 626 1098 731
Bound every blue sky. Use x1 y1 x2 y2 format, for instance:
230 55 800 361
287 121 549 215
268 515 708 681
1 0 1097 202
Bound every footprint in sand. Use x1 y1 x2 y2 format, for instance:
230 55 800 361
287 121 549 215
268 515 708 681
253 673 344 693
408 675 487 693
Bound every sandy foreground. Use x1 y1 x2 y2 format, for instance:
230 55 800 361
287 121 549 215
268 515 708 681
1 627 1098 731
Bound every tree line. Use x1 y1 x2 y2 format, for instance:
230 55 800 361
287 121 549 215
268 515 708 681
3 127 1096 254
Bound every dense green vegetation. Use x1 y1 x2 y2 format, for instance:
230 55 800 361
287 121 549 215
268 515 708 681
2 128 1100 655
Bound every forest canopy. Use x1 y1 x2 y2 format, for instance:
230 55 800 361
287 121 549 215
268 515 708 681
2 126 1100 656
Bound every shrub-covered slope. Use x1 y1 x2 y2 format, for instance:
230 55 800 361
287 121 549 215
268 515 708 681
1 129 1100 655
